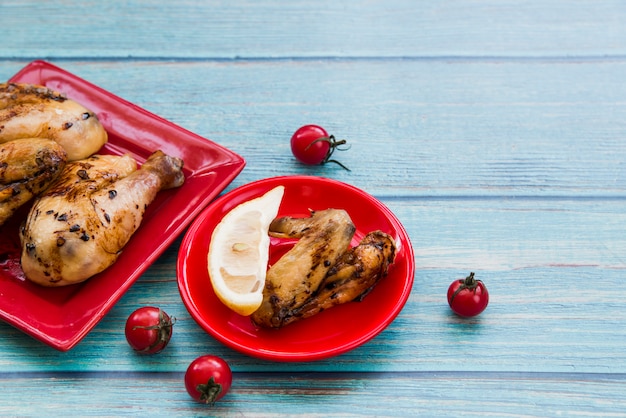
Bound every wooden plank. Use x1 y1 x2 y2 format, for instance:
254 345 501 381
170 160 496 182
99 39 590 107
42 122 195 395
0 371 624 416
1 1 625 58
1 199 624 374
1 60 624 375
1 1 624 416
2 59 625 197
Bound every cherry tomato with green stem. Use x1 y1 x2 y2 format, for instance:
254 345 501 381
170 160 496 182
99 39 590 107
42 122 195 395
447 272 489 317
290 124 351 170
124 306 174 354
185 355 232 405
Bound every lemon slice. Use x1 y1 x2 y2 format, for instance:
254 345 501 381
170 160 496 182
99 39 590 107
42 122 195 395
207 185 285 316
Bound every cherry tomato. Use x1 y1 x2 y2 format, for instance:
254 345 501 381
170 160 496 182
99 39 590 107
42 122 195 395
290 124 350 170
447 272 489 317
185 355 232 405
124 306 174 354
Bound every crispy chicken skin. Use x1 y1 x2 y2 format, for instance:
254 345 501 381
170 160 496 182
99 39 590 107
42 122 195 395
20 150 184 286
0 83 108 161
251 209 356 328
0 137 67 226
277 230 396 326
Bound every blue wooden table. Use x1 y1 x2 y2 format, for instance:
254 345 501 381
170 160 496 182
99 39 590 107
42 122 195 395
1 1 626 416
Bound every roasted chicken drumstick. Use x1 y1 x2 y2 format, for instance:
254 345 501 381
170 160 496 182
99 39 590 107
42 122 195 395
20 150 184 286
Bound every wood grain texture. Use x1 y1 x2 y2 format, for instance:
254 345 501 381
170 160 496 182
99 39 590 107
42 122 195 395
1 0 625 416
1 203 624 375
1 1 625 58
3 59 625 198
1 372 625 416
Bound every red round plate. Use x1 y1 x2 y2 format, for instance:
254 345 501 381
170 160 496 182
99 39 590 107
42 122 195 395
177 176 414 362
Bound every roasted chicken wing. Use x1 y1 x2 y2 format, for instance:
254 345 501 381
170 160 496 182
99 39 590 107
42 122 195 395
20 150 184 286
0 137 67 226
276 230 396 326
0 83 108 160
251 209 356 328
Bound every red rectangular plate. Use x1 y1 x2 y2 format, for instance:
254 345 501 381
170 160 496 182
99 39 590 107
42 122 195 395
0 60 245 351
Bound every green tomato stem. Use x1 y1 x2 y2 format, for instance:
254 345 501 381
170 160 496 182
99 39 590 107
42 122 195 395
305 135 351 171
197 377 223 406
131 308 175 353
450 272 480 302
